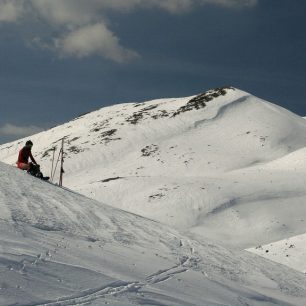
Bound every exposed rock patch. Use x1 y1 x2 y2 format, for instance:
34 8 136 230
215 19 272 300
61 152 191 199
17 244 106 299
126 104 159 125
42 147 56 158
99 129 121 144
149 193 166 200
67 146 85 154
90 119 111 132
100 177 124 183
152 110 170 119
172 86 234 117
141 145 159 157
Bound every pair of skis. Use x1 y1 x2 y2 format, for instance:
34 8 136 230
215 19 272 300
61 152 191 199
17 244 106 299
50 138 65 186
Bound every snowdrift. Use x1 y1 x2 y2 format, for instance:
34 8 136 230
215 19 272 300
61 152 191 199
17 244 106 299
1 162 306 305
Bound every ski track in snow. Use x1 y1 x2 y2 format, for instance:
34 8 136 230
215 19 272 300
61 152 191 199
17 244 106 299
30 261 190 306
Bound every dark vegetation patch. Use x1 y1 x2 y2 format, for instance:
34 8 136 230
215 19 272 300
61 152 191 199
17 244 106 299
141 144 159 157
42 147 57 158
126 112 144 125
172 86 234 117
67 146 85 154
100 129 117 138
99 129 121 144
101 137 122 145
42 136 71 157
142 105 158 112
100 137 121 144
90 119 111 132
149 193 165 200
126 104 159 124
52 135 70 145
151 110 170 119
0 144 13 151
69 137 80 143
133 103 145 108
100 176 123 183
42 135 79 158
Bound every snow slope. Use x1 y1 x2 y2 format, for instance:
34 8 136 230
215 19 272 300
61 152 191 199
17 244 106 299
1 86 306 274
248 233 306 274
1 161 306 305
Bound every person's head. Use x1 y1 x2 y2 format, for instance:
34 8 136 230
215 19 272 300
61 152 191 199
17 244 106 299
25 140 33 149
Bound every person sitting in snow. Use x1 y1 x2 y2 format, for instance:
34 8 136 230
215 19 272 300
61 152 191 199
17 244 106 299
17 140 48 180
17 140 38 171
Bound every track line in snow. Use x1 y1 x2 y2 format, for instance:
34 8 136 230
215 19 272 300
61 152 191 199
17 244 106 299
29 281 140 306
29 257 192 306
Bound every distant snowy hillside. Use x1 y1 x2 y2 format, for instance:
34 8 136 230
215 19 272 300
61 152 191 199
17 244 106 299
1 86 306 273
1 161 306 305
248 233 306 273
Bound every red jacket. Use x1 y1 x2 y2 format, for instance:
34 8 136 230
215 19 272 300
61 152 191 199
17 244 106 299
18 147 37 165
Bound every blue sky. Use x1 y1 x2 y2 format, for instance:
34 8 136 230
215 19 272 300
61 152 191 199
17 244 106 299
0 0 305 144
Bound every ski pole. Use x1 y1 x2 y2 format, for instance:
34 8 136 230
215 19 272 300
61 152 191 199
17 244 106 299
59 138 64 187
50 147 56 182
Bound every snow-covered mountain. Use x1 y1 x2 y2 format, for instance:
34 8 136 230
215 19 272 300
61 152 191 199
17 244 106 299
1 86 306 294
1 161 306 305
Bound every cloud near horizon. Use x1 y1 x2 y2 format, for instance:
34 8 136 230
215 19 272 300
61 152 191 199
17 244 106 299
0 0 24 22
0 123 44 137
0 0 258 62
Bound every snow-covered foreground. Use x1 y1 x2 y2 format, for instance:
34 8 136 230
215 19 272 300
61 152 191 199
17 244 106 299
1 162 306 305
1 87 306 303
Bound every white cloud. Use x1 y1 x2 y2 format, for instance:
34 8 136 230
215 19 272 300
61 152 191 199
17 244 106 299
54 23 139 62
0 0 258 61
149 0 194 13
30 0 99 26
0 123 43 137
201 0 257 8
28 0 142 62
0 0 24 22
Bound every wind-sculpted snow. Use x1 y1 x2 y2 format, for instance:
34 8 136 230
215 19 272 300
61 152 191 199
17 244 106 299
1 162 306 305
1 86 306 280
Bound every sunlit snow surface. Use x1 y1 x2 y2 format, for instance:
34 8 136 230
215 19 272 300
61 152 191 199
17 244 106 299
1 87 306 305
1 163 306 305
248 233 306 273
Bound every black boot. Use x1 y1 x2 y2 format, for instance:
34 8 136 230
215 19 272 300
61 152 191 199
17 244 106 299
28 164 49 180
